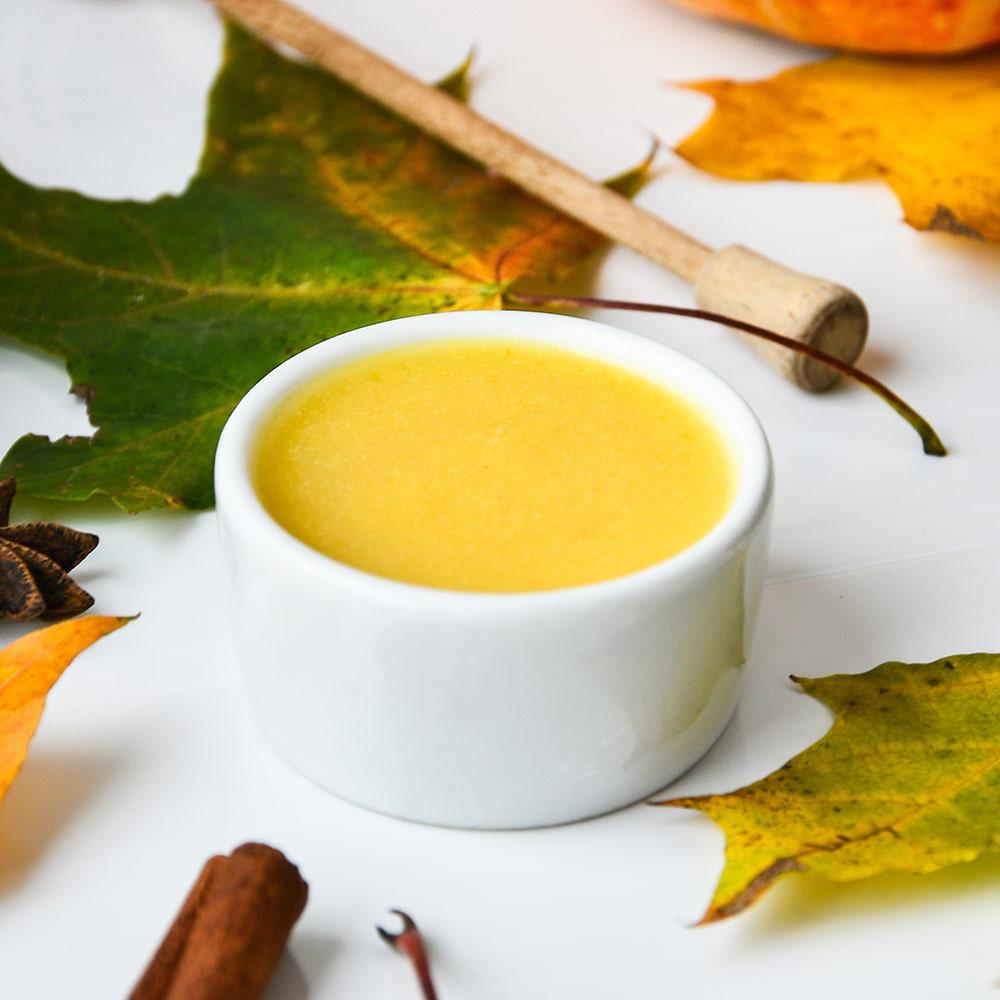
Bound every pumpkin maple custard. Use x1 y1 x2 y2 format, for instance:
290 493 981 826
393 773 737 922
253 338 735 593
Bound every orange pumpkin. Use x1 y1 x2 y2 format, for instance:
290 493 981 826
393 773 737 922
666 0 1000 53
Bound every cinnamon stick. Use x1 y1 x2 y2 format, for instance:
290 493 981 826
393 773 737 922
129 842 308 1000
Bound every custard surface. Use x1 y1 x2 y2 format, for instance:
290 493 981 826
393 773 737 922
254 338 735 592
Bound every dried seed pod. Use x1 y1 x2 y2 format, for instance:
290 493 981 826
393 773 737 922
0 478 99 621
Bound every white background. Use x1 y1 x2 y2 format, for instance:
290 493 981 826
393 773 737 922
2 0 1000 996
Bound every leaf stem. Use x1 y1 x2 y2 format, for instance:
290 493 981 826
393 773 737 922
506 292 946 457
377 910 440 1000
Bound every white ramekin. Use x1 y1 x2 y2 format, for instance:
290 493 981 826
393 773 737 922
215 310 772 829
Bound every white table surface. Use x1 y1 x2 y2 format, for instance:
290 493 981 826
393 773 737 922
2 0 1000 996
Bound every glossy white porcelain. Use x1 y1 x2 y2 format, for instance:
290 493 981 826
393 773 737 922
214 311 772 829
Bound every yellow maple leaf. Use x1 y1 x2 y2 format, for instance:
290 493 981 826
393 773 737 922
675 52 1000 240
659 653 1000 922
0 616 130 801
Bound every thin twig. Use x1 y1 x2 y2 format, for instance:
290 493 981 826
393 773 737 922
377 910 440 1000
507 291 946 457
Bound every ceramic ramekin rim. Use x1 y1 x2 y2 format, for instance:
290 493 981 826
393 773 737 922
214 310 773 611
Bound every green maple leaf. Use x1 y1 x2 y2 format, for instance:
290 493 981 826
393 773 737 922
659 652 1000 922
0 24 643 512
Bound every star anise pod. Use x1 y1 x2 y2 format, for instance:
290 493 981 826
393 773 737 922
0 477 99 621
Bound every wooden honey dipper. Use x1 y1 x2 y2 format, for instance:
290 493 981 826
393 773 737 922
213 0 868 392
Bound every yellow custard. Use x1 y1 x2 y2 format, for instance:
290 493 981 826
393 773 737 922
254 338 735 592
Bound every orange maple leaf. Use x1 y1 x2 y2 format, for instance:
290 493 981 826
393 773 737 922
0 616 131 801
675 52 1000 240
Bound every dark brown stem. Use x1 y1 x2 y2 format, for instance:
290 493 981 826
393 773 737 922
0 477 14 525
507 292 946 457
377 910 440 1000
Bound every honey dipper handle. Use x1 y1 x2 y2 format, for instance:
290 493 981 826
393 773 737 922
212 0 868 390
